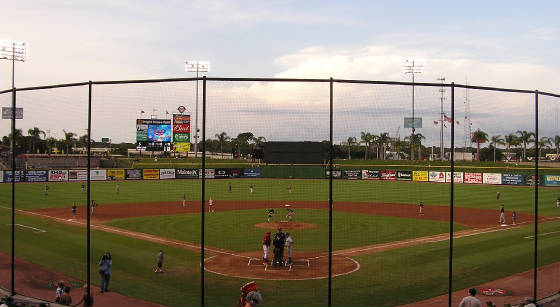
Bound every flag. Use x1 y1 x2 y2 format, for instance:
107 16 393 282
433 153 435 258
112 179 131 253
166 110 169 115
433 121 438 125
141 110 145 114
444 115 452 123
456 120 460 125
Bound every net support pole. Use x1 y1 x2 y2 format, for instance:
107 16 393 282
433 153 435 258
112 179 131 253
448 82 455 307
328 77 333 307
533 90 539 302
10 88 16 296
87 81 92 302
200 76 207 307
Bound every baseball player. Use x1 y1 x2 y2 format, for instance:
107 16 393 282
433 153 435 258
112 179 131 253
154 249 164 273
182 193 186 208
81 184 85 193
262 231 271 264
229 183 232 193
267 208 275 222
419 201 424 216
115 183 120 195
287 185 292 194
499 204 506 225
556 197 560 208
286 208 294 223
71 203 77 218
284 233 293 265
249 184 254 194
512 211 517 225
496 192 501 201
44 184 49 196
209 198 214 212
91 200 96 216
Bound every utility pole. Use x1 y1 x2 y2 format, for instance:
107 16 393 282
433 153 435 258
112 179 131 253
438 77 446 161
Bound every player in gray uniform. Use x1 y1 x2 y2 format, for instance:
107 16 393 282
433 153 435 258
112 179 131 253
154 250 164 273
499 204 506 225
556 197 560 208
286 208 294 223
267 208 275 222
284 233 293 265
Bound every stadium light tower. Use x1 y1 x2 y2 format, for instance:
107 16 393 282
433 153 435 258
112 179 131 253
402 58 424 160
0 40 28 89
185 60 211 158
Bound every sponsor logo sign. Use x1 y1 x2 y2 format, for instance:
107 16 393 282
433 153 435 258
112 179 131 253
544 175 560 187
126 169 142 180
397 170 413 181
502 173 524 186
344 170 362 180
159 168 176 179
173 133 190 143
90 169 107 181
173 123 190 134
230 168 243 178
429 171 446 183
483 173 502 185
49 170 69 182
381 170 396 180
215 168 230 178
199 168 215 179
143 169 160 180
0 171 3 183
26 170 48 182
325 170 342 179
107 169 125 180
2 107 23 119
362 170 381 180
175 168 199 179
413 171 429 182
4 170 25 182
464 172 482 184
136 124 148 142
174 142 191 152
243 168 261 178
68 169 88 181
445 172 464 183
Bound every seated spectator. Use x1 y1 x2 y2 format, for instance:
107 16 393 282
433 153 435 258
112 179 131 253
522 297 536 307
459 288 482 307
244 291 262 307
485 301 495 307
59 286 72 305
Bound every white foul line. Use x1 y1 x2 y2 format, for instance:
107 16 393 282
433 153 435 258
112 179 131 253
523 231 560 239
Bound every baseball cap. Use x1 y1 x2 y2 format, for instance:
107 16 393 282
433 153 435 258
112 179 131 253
246 291 262 306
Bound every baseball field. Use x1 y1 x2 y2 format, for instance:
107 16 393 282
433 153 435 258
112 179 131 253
0 178 559 306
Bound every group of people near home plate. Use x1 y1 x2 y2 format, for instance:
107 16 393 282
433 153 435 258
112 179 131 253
262 228 293 266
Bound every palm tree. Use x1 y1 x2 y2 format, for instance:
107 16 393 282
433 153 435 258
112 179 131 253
471 129 488 161
516 130 535 161
554 135 560 160
63 130 77 155
360 132 373 160
214 132 230 156
537 136 552 159
377 132 390 160
394 138 406 160
342 137 357 160
27 127 46 154
252 136 266 146
405 133 425 160
7 129 24 153
490 135 505 163
505 133 520 161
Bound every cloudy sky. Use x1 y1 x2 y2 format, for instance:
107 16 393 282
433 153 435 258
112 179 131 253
1 1 559 145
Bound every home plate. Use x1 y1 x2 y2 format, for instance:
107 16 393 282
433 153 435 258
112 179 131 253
501 224 508 227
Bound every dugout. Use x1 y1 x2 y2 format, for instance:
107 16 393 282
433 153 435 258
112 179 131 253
263 142 324 164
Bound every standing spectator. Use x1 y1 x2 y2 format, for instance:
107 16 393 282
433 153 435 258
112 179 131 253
262 231 271 264
285 233 293 265
154 249 164 273
58 286 72 305
459 288 482 307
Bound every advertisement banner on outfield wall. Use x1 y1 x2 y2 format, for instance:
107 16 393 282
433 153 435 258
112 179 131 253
544 175 560 186
4 170 25 182
49 170 68 182
525 174 544 186
397 170 413 181
0 171 3 183
445 172 464 183
413 171 429 182
90 169 107 181
215 168 230 178
502 174 524 185
464 172 482 184
26 170 47 182
230 168 243 178
107 169 125 180
126 169 142 180
344 170 362 180
381 170 396 180
243 168 260 178
159 169 176 179
174 142 191 152
429 171 446 183
325 170 342 179
176 169 199 179
68 169 88 181
483 173 502 185
362 170 381 179
143 169 160 180
199 169 216 179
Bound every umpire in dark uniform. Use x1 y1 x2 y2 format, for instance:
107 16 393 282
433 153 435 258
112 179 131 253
272 228 286 266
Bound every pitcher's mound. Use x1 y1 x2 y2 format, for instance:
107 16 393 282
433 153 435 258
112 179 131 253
254 221 317 230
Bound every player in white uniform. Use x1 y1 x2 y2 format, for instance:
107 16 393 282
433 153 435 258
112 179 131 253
182 193 186 208
209 198 214 212
285 233 293 265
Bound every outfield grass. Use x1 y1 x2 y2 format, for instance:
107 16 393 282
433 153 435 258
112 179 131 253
106 209 466 252
1 179 558 217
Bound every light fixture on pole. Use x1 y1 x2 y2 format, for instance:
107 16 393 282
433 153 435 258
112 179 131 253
437 77 446 161
185 60 211 158
402 58 425 160
0 40 28 89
